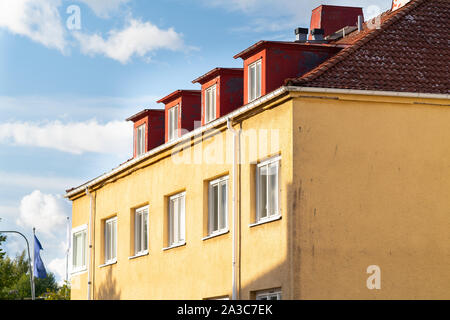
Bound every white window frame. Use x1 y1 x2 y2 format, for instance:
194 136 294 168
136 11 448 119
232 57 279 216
136 124 146 156
204 84 217 123
255 289 282 300
248 59 262 102
168 105 179 141
208 176 229 236
71 224 87 274
134 206 149 256
168 192 186 247
256 156 281 223
104 216 117 264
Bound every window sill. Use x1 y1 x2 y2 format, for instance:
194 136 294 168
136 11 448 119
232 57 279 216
70 268 87 277
162 241 186 251
99 260 117 268
249 215 282 228
128 251 149 260
202 229 229 241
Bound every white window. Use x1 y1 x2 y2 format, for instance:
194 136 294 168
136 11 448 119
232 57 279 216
168 192 186 247
168 105 179 141
136 124 146 156
256 156 281 222
208 176 228 235
204 85 217 123
104 217 117 264
255 289 282 300
134 206 149 255
72 225 87 273
248 59 262 102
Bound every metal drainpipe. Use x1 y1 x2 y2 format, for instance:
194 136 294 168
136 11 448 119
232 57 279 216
85 187 93 300
227 117 240 300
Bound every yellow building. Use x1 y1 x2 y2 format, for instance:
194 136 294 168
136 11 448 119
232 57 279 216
66 0 450 300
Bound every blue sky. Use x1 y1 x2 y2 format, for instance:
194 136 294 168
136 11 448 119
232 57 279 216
0 0 392 284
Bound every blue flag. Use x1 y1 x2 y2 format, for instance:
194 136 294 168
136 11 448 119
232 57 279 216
33 235 47 279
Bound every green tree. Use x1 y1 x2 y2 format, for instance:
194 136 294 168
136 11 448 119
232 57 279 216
0 256 16 299
13 272 58 299
0 250 59 300
44 281 71 300
0 219 6 260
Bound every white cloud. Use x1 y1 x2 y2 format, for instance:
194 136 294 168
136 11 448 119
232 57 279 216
77 0 130 18
0 94 162 123
0 119 133 156
0 1 189 62
17 190 69 236
48 257 67 285
73 18 185 64
0 0 66 52
3 238 24 257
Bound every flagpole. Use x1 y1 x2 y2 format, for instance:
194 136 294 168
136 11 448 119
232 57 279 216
66 217 69 283
32 227 36 300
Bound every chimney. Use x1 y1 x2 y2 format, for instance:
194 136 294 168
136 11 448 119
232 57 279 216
295 27 309 42
310 28 325 41
309 5 364 39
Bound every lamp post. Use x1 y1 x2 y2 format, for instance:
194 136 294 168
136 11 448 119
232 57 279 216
0 230 35 300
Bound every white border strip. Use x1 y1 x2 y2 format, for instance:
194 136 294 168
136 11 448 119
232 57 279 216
285 86 450 100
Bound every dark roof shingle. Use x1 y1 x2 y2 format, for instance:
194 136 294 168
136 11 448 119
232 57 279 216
286 0 450 95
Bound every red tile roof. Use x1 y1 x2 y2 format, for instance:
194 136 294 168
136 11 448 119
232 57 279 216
286 0 450 95
156 90 201 105
192 67 243 84
233 40 343 60
126 109 164 122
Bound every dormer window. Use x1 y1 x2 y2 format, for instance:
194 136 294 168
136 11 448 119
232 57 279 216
234 42 341 105
157 90 202 143
192 68 243 126
168 105 179 141
204 85 217 123
248 59 262 102
136 124 146 156
126 109 165 159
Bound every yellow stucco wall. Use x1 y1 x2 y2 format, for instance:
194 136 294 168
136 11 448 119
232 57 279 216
70 90 450 300
291 93 450 299
70 97 293 300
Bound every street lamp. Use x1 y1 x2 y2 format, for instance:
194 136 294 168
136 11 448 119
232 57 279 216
0 231 35 300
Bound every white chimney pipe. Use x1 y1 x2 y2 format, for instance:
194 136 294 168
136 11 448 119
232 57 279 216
358 15 363 32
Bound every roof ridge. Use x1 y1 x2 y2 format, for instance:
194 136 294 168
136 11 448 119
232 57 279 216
285 0 427 86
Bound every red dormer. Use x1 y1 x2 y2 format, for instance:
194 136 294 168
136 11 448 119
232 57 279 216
192 68 243 125
157 90 201 142
234 41 342 105
126 109 165 158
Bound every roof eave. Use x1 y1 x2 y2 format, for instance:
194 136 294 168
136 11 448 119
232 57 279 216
157 90 201 104
192 68 243 84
